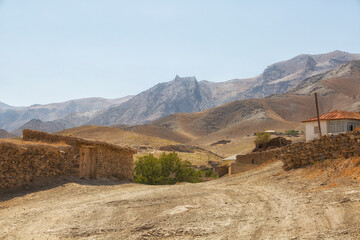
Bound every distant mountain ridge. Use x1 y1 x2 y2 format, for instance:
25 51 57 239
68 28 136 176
88 50 360 126
0 96 133 132
0 101 20 110
0 129 15 139
87 76 213 126
243 50 360 98
4 50 360 134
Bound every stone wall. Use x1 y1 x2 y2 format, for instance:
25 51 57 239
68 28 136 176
23 129 136 180
226 149 282 175
216 165 229 177
230 163 262 175
280 132 360 170
236 149 282 165
96 147 134 180
0 141 78 189
0 130 136 189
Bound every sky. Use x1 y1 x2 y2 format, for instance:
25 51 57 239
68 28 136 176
0 0 360 106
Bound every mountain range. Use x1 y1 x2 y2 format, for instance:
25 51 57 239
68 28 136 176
60 59 360 156
126 59 360 146
88 51 360 127
1 50 359 135
0 96 132 132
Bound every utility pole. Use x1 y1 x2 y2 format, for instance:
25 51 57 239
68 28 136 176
315 92 322 138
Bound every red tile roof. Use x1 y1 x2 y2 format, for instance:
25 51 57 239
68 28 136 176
302 110 360 122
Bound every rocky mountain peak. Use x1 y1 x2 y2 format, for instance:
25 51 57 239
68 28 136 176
173 75 197 82
262 55 316 83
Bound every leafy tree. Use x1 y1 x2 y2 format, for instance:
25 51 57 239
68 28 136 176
254 131 271 145
133 152 202 185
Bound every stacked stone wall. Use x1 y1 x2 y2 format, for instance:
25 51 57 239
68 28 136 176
1 130 136 189
230 163 258 175
236 149 282 165
280 132 360 170
216 165 229 177
0 142 78 189
96 147 134 180
224 149 283 175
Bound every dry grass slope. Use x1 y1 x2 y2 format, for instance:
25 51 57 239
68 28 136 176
57 125 179 148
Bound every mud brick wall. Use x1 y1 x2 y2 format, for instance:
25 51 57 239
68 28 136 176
230 163 260 175
216 165 229 177
0 142 78 189
23 129 136 180
280 132 360 170
227 149 282 175
236 149 282 165
23 129 80 146
96 147 134 180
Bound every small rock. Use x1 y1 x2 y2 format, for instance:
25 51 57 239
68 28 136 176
340 198 351 203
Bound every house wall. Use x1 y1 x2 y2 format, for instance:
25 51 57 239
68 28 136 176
305 121 327 141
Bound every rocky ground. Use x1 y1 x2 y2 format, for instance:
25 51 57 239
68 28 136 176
1 160 359 240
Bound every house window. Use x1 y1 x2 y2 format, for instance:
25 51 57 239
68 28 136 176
346 121 360 132
327 120 360 133
328 121 345 133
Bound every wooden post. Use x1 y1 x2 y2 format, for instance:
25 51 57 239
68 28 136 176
315 93 322 138
228 164 232 176
79 146 97 179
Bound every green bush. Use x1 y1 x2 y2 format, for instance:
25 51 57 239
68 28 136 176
201 168 218 178
133 152 202 185
285 129 299 137
254 131 271 145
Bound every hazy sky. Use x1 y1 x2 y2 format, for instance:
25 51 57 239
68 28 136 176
1 0 360 106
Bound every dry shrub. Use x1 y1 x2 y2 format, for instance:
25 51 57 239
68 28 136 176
0 139 68 147
304 157 360 183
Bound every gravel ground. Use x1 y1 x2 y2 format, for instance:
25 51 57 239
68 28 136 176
1 161 359 240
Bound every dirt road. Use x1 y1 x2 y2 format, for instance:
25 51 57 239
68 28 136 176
1 161 359 239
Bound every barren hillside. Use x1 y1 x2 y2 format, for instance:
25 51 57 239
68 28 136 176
118 124 193 144
56 125 179 149
0 129 15 139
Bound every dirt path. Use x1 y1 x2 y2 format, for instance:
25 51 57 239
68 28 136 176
1 161 359 239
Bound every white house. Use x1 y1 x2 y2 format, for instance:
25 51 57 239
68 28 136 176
302 110 360 141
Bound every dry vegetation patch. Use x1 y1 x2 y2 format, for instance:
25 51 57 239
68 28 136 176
0 138 68 147
309 157 360 182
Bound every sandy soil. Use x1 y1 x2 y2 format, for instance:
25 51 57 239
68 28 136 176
1 161 359 240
